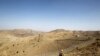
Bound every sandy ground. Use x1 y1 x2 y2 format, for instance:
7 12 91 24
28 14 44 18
0 29 100 56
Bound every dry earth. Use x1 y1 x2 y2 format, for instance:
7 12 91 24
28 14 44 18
0 29 100 56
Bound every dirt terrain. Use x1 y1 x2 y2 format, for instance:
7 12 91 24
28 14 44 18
0 29 100 56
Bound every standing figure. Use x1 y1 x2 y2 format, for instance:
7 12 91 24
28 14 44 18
59 49 64 56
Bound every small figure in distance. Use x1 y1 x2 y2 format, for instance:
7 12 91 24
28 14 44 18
59 49 64 56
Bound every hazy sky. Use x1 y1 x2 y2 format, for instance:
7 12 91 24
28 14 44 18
0 0 100 31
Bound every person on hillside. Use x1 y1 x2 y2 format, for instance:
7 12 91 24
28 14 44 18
59 49 64 56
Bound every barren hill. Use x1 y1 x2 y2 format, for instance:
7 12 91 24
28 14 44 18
0 29 100 56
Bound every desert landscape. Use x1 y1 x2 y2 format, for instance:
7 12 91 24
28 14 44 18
0 29 100 56
0 0 100 56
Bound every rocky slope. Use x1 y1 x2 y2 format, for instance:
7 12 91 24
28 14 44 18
0 29 100 56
